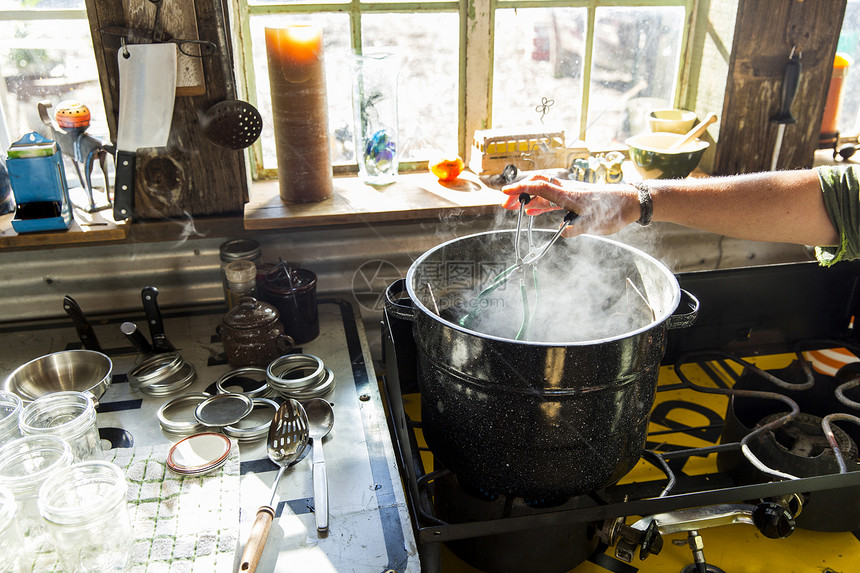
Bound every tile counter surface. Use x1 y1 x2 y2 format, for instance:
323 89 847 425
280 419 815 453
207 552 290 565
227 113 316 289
0 299 418 572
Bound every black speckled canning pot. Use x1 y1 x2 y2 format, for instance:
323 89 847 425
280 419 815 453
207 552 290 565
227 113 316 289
405 230 698 499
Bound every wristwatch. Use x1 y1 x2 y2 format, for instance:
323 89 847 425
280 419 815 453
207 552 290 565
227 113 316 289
633 182 653 226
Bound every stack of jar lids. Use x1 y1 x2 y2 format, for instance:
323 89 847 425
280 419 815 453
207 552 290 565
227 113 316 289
266 354 335 400
216 367 277 399
157 391 278 443
127 352 196 397
166 433 232 476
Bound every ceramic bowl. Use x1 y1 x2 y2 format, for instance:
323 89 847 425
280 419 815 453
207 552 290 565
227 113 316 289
626 132 709 180
648 109 697 134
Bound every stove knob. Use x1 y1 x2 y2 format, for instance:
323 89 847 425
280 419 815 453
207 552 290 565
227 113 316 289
752 502 795 539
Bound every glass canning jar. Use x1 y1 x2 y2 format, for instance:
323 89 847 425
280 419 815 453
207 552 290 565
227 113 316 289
0 485 26 573
38 461 132 573
0 391 22 447
0 435 73 561
19 391 101 461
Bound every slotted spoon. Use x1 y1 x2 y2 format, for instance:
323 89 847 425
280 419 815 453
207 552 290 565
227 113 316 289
239 398 309 572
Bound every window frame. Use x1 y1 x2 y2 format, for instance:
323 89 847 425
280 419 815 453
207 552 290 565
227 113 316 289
232 0 698 181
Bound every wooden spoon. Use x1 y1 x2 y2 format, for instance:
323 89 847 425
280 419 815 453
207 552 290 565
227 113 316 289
667 113 718 152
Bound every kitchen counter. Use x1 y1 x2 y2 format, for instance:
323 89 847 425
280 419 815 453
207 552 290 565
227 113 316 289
0 299 419 572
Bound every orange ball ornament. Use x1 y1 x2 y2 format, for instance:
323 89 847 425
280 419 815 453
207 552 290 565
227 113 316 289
429 155 465 181
54 100 91 130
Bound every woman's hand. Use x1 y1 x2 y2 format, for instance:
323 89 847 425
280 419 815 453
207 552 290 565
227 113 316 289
501 174 640 236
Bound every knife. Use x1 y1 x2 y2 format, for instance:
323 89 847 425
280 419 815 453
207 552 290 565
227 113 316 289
141 286 175 352
769 48 801 171
114 43 177 221
63 295 102 351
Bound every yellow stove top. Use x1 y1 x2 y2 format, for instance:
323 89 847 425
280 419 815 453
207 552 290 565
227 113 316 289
412 352 860 573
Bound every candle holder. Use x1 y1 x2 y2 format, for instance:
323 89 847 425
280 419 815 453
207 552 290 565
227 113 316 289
265 25 333 203
351 51 401 186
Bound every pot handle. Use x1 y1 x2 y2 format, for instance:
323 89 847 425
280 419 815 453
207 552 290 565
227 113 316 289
277 333 295 354
384 278 417 322
666 289 699 330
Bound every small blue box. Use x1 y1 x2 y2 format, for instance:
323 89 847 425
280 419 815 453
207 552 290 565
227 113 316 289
6 132 72 233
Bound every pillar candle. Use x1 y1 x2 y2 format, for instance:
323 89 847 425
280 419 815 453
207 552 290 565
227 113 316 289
265 25 333 203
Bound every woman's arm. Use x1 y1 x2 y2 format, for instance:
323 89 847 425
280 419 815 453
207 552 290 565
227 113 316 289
501 169 839 247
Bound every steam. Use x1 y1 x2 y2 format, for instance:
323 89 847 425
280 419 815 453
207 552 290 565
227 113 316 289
420 230 668 343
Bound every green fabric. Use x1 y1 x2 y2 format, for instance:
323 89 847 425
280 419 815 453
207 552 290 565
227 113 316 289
816 164 860 266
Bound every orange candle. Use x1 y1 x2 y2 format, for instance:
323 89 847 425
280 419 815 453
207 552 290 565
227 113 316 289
265 26 333 203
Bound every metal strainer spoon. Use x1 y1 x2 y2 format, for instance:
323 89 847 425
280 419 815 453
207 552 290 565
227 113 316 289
239 398 309 572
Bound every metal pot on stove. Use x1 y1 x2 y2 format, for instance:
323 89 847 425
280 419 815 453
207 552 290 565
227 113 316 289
403 230 699 498
218 297 294 367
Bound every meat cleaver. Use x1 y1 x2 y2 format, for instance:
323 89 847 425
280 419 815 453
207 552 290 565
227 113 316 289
113 43 177 221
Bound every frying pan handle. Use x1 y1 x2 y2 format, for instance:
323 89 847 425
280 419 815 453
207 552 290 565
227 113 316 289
666 289 699 330
384 278 417 322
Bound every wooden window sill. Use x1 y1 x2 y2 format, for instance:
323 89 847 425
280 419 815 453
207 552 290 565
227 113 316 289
243 170 508 230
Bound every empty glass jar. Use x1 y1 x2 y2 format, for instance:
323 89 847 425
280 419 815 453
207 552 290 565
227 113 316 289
0 485 26 573
0 435 73 561
19 391 101 461
38 461 132 573
0 391 22 447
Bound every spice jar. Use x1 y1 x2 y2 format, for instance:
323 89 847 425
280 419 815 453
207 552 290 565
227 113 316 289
225 260 259 309
38 460 132 573
0 435 73 559
218 297 294 367
261 263 320 344
0 391 22 447
220 239 262 304
19 391 101 462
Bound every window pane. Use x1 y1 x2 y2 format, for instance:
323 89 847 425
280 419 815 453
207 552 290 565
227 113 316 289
361 13 459 161
250 14 352 169
588 6 684 146
837 0 860 135
0 18 105 144
493 8 586 142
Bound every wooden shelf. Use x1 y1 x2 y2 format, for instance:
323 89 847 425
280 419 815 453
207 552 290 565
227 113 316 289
0 188 127 249
243 171 508 230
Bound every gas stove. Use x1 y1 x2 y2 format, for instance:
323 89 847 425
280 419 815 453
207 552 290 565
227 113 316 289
381 261 860 573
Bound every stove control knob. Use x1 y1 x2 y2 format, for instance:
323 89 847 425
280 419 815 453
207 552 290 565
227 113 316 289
752 502 795 539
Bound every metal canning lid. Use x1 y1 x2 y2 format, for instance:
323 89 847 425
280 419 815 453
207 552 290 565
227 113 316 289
275 367 335 400
166 433 232 476
220 239 261 262
222 398 279 441
266 354 325 390
127 352 184 388
157 392 210 434
216 367 271 398
194 393 254 427
136 361 197 398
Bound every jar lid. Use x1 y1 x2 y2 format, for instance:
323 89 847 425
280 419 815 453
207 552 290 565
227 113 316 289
220 239 261 262
166 433 232 476
223 297 280 329
225 260 257 284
